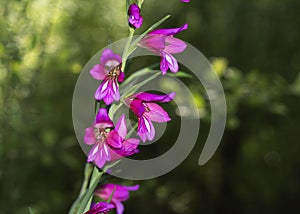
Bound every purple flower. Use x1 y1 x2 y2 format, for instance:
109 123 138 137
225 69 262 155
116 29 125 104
128 3 143 29
138 24 188 75
90 49 124 105
181 0 190 2
84 202 115 214
84 108 139 168
95 184 139 214
124 92 175 142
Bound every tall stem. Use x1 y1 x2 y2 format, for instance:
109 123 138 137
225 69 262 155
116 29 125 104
68 163 93 214
122 28 135 72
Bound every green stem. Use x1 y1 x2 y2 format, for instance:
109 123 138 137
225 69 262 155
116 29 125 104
127 123 138 138
121 71 161 99
76 167 104 214
109 103 124 120
120 63 159 88
68 163 93 214
79 164 94 198
83 167 101 213
122 28 135 72
74 161 121 214
138 0 145 7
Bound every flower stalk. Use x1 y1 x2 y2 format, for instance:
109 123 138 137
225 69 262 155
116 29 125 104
69 0 190 213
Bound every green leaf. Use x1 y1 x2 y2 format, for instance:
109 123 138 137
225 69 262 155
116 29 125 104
121 71 161 99
168 71 192 78
120 63 159 88
94 100 99 114
68 163 94 214
138 0 145 7
126 0 130 12
76 168 104 214
120 66 190 98
28 207 34 214
75 161 121 214
126 123 138 138
127 14 171 56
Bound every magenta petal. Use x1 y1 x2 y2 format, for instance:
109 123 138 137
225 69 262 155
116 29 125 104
128 99 145 117
94 79 109 101
90 64 107 80
113 201 124 214
133 15 143 29
145 103 171 122
111 79 119 95
106 130 123 149
138 116 152 133
128 3 140 14
118 72 125 82
92 145 108 168
181 0 190 2
160 55 168 75
87 144 107 168
138 116 155 142
100 48 122 64
165 52 179 73
109 150 123 161
124 184 139 191
103 93 114 105
137 119 147 142
96 184 129 201
115 114 127 139
139 34 166 51
95 108 114 128
148 120 155 141
138 132 147 142
104 89 120 105
84 127 96 145
96 184 115 199
149 23 188 36
164 37 187 54
87 144 98 162
118 138 140 156
84 202 115 214
96 79 120 105
94 143 111 167
133 92 176 103
110 139 139 159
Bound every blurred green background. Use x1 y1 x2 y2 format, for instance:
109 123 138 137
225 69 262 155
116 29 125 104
1 0 300 213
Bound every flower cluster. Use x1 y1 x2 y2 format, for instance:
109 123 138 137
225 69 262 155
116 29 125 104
80 1 190 214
